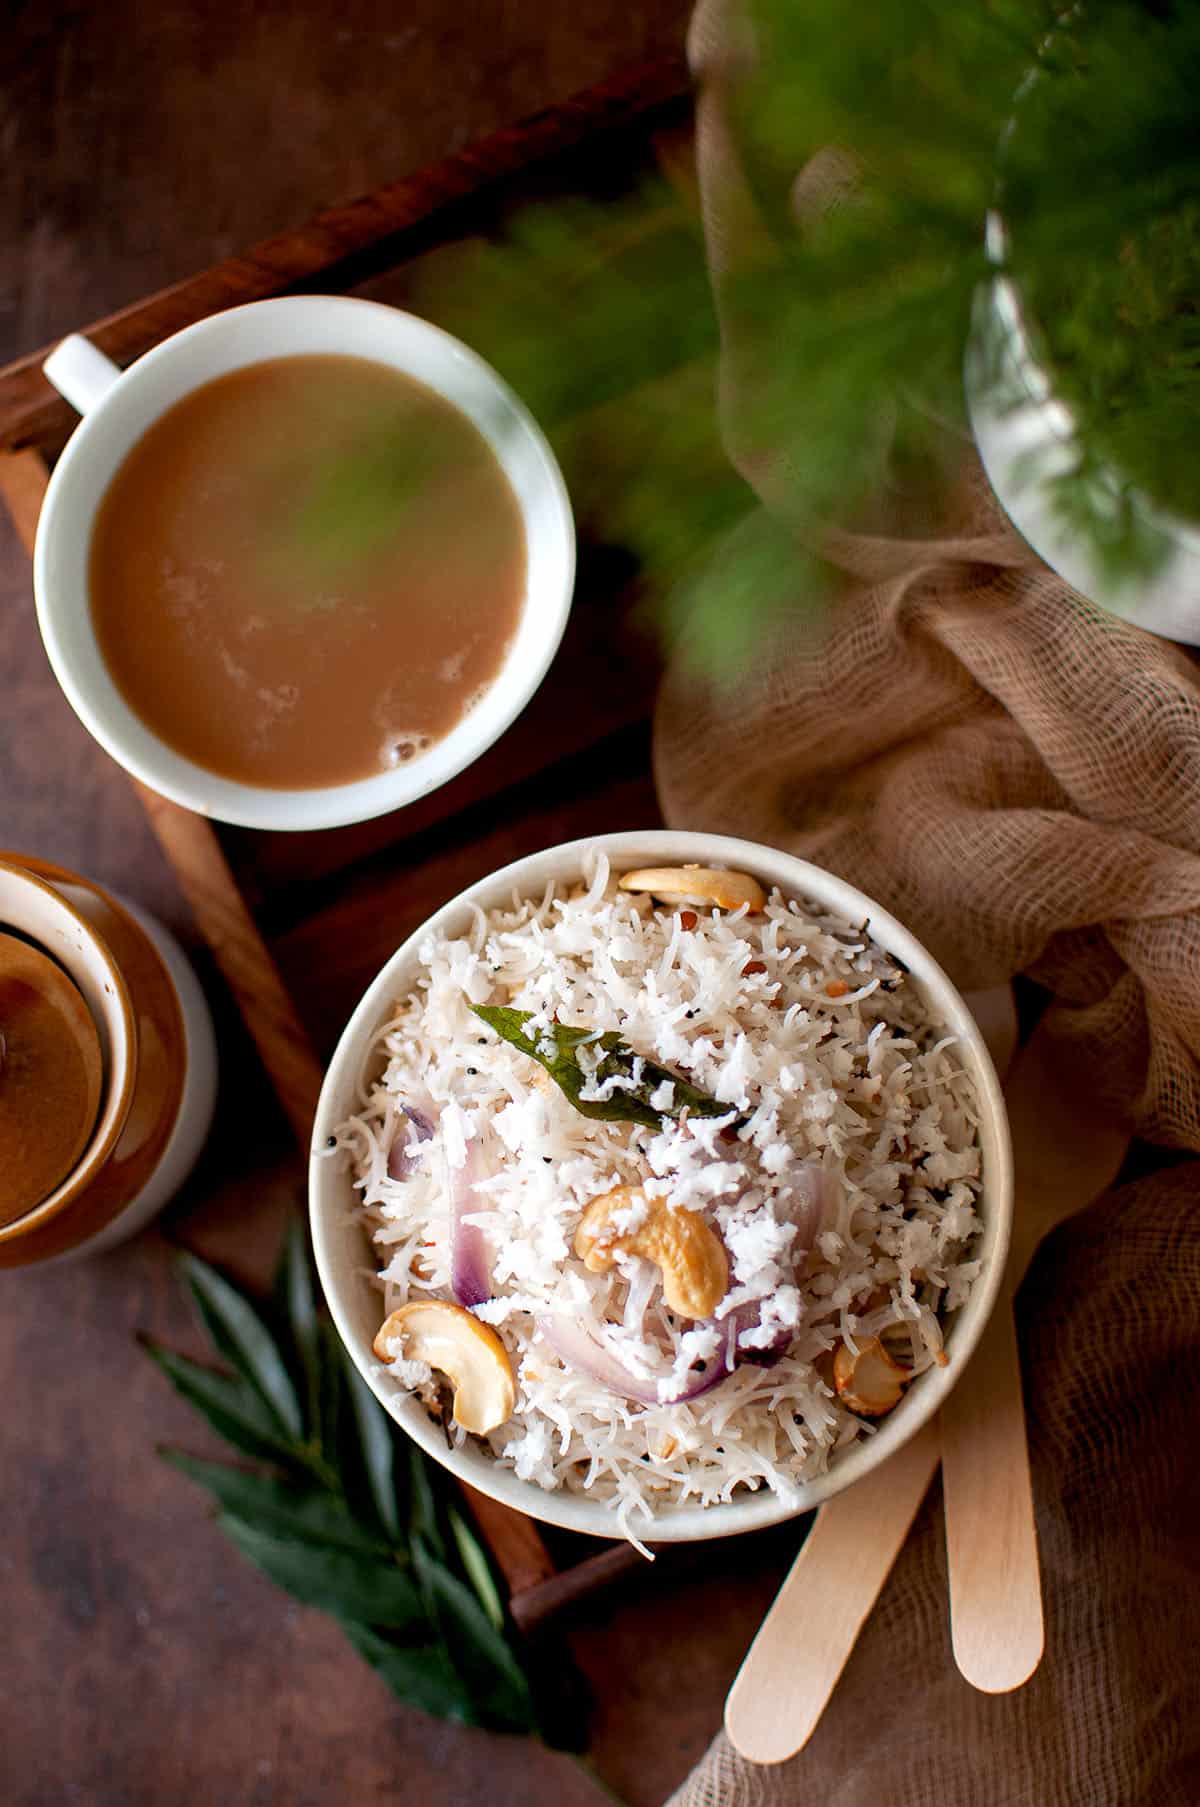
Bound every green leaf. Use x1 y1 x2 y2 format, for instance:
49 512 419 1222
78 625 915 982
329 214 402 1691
471 1006 732 1130
342 1350 401 1542
142 1340 302 1470
161 1451 394 1559
219 1514 422 1628
180 1253 302 1440
338 1621 476 1723
317 1321 345 1475
142 1228 581 1738
447 1508 504 1633
407 1446 446 1562
414 1544 534 1733
276 1220 321 1441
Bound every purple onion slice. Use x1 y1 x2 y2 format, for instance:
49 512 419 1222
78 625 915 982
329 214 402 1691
448 1139 494 1309
538 1314 730 1406
386 1095 438 1181
386 1092 494 1306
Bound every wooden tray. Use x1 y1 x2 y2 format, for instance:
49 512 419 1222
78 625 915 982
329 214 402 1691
0 56 697 1632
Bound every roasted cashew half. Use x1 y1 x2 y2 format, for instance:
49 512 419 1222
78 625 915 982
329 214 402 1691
618 865 766 913
574 1184 729 1319
832 1334 910 1416
374 1299 515 1434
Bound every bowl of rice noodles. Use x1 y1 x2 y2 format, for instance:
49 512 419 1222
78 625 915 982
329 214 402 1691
310 831 1012 1548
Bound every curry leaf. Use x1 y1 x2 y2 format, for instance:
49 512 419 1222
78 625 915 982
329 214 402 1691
338 1621 478 1723
219 1514 422 1628
276 1219 322 1441
471 1005 731 1129
342 1349 401 1542
143 1224 572 1741
448 1507 505 1633
414 1544 535 1732
317 1320 345 1475
180 1252 303 1439
407 1444 447 1562
161 1451 394 1559
141 1340 302 1470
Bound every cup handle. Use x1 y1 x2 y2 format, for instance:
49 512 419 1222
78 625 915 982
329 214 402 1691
42 335 123 417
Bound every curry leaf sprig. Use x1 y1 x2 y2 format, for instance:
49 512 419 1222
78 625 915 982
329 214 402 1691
141 1226 546 1736
471 1004 733 1131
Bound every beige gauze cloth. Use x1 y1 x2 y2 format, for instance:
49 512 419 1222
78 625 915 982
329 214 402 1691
658 4 1200 1802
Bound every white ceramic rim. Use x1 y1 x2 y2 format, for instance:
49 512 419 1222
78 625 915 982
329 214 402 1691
309 829 1013 1544
33 296 576 830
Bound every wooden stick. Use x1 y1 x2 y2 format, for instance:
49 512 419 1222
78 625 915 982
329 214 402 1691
940 1019 1131 1693
0 55 688 454
131 783 326 1148
724 1420 941 1764
939 1276 1043 1692
0 448 53 551
509 1542 645 1634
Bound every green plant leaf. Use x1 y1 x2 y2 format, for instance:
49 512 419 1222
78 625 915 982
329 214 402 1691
161 1451 394 1559
276 1219 322 1441
338 1621 477 1723
407 1445 447 1562
143 1223 567 1739
180 1252 302 1440
414 1544 534 1732
219 1514 421 1628
471 1006 731 1129
447 1508 504 1633
317 1321 345 1475
141 1339 302 1470
342 1350 401 1542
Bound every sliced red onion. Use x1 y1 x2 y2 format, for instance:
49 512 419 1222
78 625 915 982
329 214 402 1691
386 1094 439 1181
386 1093 493 1306
538 1314 730 1406
447 1138 493 1309
722 1300 793 1368
782 1159 832 1257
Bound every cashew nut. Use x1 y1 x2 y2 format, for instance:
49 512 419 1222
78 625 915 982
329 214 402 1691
618 866 766 913
574 1184 728 1319
832 1335 910 1416
373 1299 515 1434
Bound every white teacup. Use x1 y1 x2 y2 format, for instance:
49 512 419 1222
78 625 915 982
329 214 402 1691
35 297 576 831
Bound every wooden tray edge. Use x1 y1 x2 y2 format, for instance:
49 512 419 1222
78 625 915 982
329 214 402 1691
0 54 689 453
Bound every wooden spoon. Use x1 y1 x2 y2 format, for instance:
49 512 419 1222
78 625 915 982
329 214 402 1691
940 1015 1130 1693
725 987 1018 1763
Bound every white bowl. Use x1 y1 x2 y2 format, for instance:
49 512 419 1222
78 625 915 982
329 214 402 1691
309 830 1012 1542
34 297 575 830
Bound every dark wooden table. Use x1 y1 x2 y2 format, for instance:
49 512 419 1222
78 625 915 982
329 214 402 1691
0 7 814 1804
